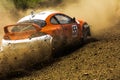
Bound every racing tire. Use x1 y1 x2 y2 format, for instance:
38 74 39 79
82 23 91 43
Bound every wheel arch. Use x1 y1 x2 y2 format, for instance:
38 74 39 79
81 22 91 37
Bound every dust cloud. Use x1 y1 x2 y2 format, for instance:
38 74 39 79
0 0 21 41
0 38 52 77
63 0 120 36
0 0 14 40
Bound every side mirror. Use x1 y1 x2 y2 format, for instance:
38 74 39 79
72 17 76 23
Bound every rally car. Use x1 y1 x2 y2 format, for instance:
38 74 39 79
1 11 91 57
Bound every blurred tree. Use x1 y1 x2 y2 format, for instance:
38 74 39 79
12 0 63 10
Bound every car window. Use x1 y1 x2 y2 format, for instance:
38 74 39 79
33 20 46 27
51 17 59 24
19 19 46 27
11 24 36 32
55 14 72 24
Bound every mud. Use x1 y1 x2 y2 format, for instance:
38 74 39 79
0 36 52 78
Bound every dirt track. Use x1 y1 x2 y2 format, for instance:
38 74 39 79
1 19 119 80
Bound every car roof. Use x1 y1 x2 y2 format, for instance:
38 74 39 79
18 11 58 23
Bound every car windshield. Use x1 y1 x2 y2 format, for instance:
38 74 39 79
19 19 46 27
11 23 36 32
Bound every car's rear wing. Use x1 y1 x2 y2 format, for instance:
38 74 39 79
4 23 41 34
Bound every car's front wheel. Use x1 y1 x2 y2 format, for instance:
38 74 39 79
82 23 91 43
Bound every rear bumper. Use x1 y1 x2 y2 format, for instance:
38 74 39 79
1 35 53 60
2 35 52 46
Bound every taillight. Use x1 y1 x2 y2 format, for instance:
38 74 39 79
4 36 10 40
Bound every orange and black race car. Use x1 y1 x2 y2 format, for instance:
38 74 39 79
1 11 91 56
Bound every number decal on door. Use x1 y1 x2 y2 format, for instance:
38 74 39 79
72 25 78 37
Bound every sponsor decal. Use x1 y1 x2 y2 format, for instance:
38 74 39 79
72 25 78 37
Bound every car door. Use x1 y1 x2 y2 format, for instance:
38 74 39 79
54 14 80 45
50 16 65 52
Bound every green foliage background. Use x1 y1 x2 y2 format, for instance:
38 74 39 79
12 0 62 9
